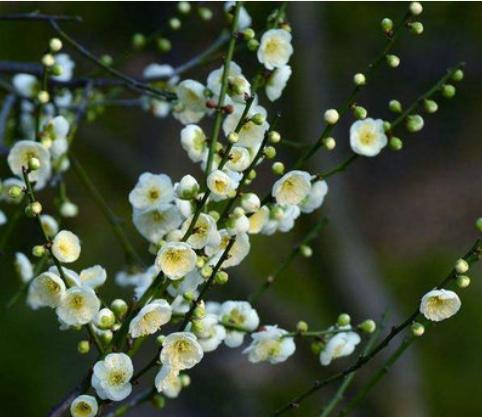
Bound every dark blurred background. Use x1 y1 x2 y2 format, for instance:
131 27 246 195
1 2 481 417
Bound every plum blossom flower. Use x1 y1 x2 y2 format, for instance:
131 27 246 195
51 230 81 263
27 271 66 309
56 286 101 326
92 353 133 401
193 313 227 352
266 65 292 101
14 252 34 283
160 332 204 370
180 125 207 163
350 118 388 157
272 170 312 206
70 395 98 417
320 330 361 366
257 29 293 70
133 205 183 244
243 325 296 364
420 289 461 322
129 299 172 338
129 173 175 210
155 242 197 280
219 301 259 347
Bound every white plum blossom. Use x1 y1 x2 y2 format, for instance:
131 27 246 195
40 214 59 238
219 301 259 347
133 205 183 244
225 1 252 30
320 330 361 366
181 213 220 250
266 65 292 101
154 364 183 397
262 205 301 235
257 29 294 70
207 169 238 200
176 175 199 200
174 79 206 124
167 269 203 298
27 271 66 309
299 180 328 213
225 146 252 172
243 325 296 364
143 63 178 85
420 289 461 322
248 206 270 234
272 170 312 206
350 118 388 157
79 265 107 289
56 286 101 326
7 140 52 190
51 230 81 263
129 173 175 210
180 124 207 163
14 252 34 283
241 193 261 214
205 230 250 268
207 61 250 102
193 313 227 352
155 242 197 280
70 395 98 417
129 299 172 338
52 53 75 82
92 353 133 401
160 332 204 370
12 74 38 97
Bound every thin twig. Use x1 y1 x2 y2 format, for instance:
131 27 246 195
0 12 82 22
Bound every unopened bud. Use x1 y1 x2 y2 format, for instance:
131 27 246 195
323 137 336 151
78 340 90 354
381 17 393 33
353 72 366 86
455 258 469 274
409 2 423 16
386 54 400 68
32 245 46 257
406 114 424 133
389 99 402 113
42 54 55 67
300 244 313 258
423 99 438 114
272 161 285 175
296 320 309 333
337 313 351 326
441 84 456 98
110 299 128 319
411 322 425 336
359 319 376 333
324 108 339 124
389 137 403 151
268 130 281 144
353 105 367 120
456 275 471 288
49 38 63 52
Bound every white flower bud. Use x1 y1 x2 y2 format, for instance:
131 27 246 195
409 2 423 16
94 308 116 330
177 175 199 200
455 258 469 274
37 90 50 104
42 54 55 67
241 193 261 213
49 38 63 52
411 322 425 336
60 201 79 217
322 137 336 151
353 73 366 86
324 109 339 125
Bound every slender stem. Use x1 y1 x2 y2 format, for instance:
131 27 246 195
0 12 82 22
204 1 241 177
269 238 482 417
70 156 144 267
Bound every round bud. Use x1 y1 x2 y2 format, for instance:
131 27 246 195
381 17 393 33
110 299 128 319
410 21 424 35
353 72 366 86
177 175 199 200
247 169 256 180
195 255 206 269
100 330 113 345
247 39 260 51
32 245 46 257
452 69 464 82
156 335 166 346
208 210 220 222
423 99 438 114
337 313 351 327
311 341 323 355
78 340 90 354
263 146 276 159
132 33 146 49
227 132 239 143
353 105 367 120
300 245 313 258
95 308 116 330
100 54 113 66
180 374 191 387
42 54 55 67
389 137 403 151
8 185 23 199
323 137 336 151
268 130 281 144
152 394 166 410
296 320 309 333
169 17 182 30
177 1 191 14
272 161 285 175
27 201 42 217
251 113 266 125
232 207 245 218
60 201 79 218
198 7 213 21
389 99 402 113
243 28 256 41
409 1 423 16
191 320 204 333
359 319 376 333
456 275 471 288
405 114 424 133
324 108 339 125
183 291 195 302
455 258 469 274
51 64 63 77
476 217 482 233
386 54 400 68
157 38 172 53
193 301 206 320
201 265 213 279
37 90 50 104
271 206 284 220
49 38 63 52
411 322 425 336
214 270 229 285
441 84 456 98
241 193 261 213
383 121 392 132
28 157 41 171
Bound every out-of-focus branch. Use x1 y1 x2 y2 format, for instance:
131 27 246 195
0 12 82 22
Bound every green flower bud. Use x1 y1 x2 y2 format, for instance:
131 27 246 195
263 146 276 159
183 291 195 302
228 132 239 143
51 64 63 77
311 340 323 355
100 330 113 345
49 38 63 52
78 340 90 354
476 217 482 233
193 301 206 320
456 275 471 288
198 7 213 21
177 1 191 14
247 169 256 180
300 244 313 258
353 72 366 86
383 121 392 132
271 205 284 220
95 308 116 330
455 258 469 274
441 84 456 98
323 137 336 151
132 33 146 49
196 256 206 268
208 210 220 222
28 157 41 171
353 105 367 120
42 54 55 68
243 28 256 41
337 313 351 326
410 21 424 35
452 69 464 82
201 265 213 279
358 319 376 333
268 130 281 144
386 54 400 68
8 185 23 199
169 17 182 30
37 90 50 104
411 322 425 336
405 114 424 133
191 319 204 333
389 99 402 113
156 335 166 345
423 99 438 114
152 394 166 409
110 299 128 319
296 320 309 333
157 38 172 53
180 374 191 387
389 137 403 151
272 161 285 175
381 18 393 34
100 54 113 66
247 39 259 51
26 201 42 217
214 270 229 285
32 245 46 257
251 113 266 125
